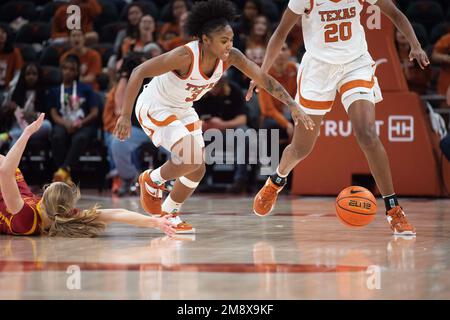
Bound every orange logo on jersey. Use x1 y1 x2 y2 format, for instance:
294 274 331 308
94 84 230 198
185 82 217 102
319 7 356 22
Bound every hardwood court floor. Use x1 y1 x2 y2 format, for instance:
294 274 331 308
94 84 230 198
1 193 449 299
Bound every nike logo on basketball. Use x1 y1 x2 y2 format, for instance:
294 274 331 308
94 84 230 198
350 189 363 194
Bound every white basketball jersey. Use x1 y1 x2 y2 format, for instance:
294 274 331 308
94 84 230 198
144 40 225 108
288 0 378 64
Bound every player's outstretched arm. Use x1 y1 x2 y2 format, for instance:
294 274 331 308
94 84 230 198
113 46 192 141
229 49 314 131
261 8 300 73
376 0 430 69
96 209 176 236
246 7 300 101
0 114 45 214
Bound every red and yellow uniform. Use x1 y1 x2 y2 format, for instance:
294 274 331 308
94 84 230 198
0 169 42 236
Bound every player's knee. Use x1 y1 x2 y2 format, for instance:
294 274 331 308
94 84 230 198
171 135 199 158
354 126 379 149
194 162 206 178
185 163 206 184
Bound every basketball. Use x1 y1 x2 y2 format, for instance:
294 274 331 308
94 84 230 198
335 186 377 227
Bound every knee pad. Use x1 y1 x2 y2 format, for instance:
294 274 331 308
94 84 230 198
179 176 200 189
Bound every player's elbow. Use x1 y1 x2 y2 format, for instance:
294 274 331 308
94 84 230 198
130 65 144 80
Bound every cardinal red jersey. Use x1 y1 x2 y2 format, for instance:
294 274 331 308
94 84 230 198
0 169 42 236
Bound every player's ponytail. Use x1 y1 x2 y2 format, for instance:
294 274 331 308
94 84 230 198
41 182 106 237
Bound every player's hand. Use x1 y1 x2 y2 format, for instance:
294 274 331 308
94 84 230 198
113 115 132 141
155 215 176 236
24 113 45 136
409 46 430 69
290 105 315 131
245 80 259 101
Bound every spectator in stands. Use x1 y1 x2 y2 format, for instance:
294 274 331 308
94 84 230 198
114 3 145 56
396 29 410 64
447 85 450 107
0 23 23 103
121 14 159 58
51 0 102 45
110 52 164 197
7 62 51 148
60 29 102 90
432 32 450 96
233 0 263 49
194 76 250 193
244 14 272 66
143 43 164 59
49 55 99 184
231 14 271 88
287 20 304 58
404 60 433 95
158 0 191 49
396 30 432 94
0 105 15 151
163 12 191 52
104 53 144 195
258 43 297 141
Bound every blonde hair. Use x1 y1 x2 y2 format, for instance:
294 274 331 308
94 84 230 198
41 182 106 238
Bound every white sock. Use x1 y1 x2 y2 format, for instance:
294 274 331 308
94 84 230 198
150 168 166 186
276 167 288 178
162 194 182 215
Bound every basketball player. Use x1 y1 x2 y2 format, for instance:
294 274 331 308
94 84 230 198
248 0 429 235
113 0 315 234
0 114 175 237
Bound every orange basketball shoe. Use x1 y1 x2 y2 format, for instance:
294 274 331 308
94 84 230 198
253 177 285 217
386 206 416 236
162 212 195 234
139 169 166 215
